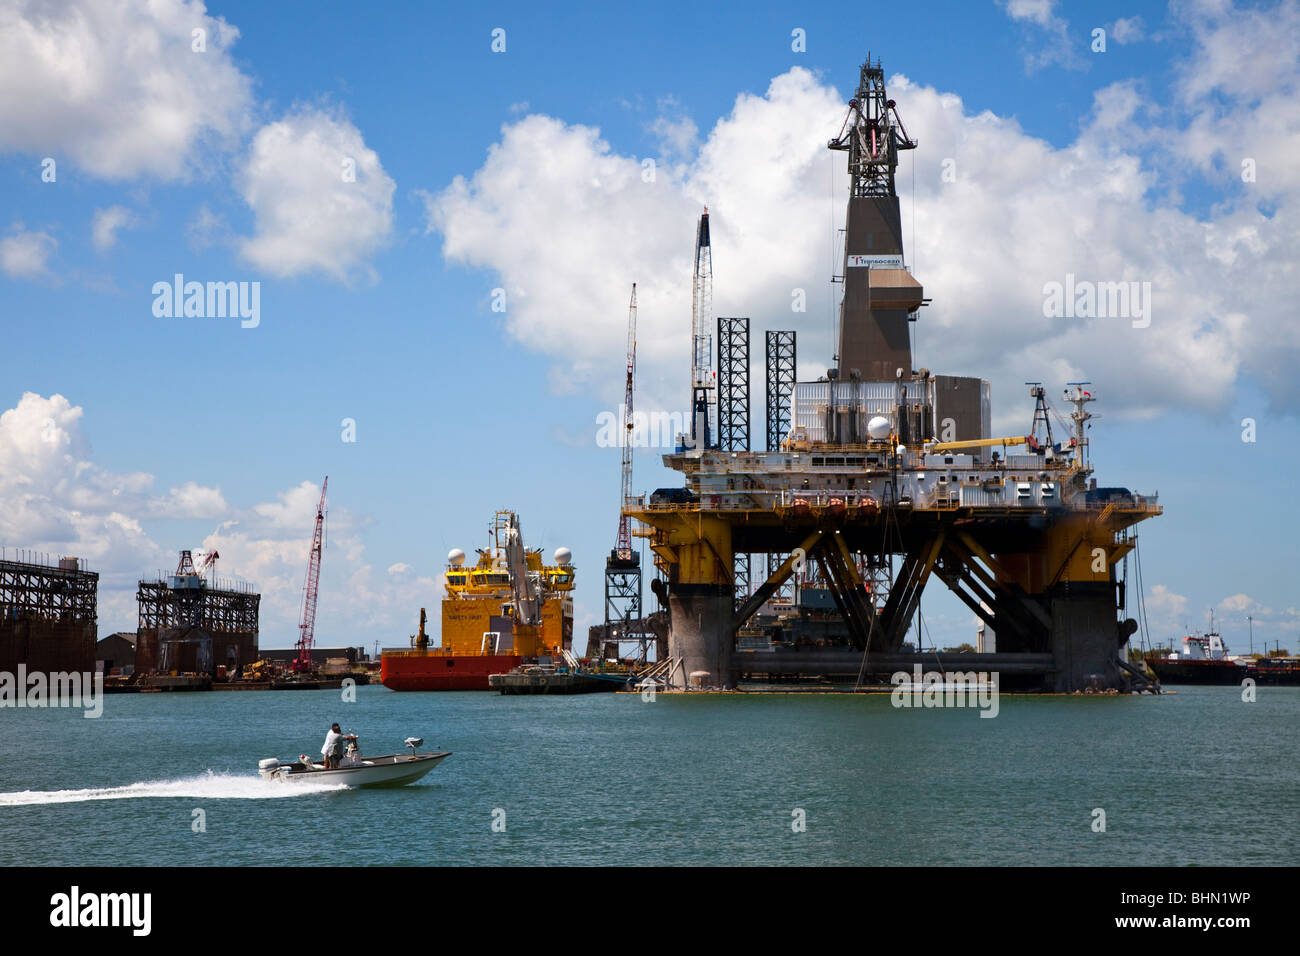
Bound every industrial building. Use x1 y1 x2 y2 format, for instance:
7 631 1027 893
95 632 137 674
627 56 1160 692
134 551 260 677
0 552 98 674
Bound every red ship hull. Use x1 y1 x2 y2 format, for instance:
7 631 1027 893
381 652 524 691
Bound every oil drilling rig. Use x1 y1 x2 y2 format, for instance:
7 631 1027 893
625 55 1161 691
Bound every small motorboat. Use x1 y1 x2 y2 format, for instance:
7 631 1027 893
259 736 450 788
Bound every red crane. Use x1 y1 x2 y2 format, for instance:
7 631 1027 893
198 550 219 581
292 476 328 673
615 284 637 560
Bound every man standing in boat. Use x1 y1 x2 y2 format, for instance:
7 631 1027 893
322 722 346 768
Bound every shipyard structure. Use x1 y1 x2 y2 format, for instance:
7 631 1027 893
134 551 260 677
0 553 98 673
627 56 1161 692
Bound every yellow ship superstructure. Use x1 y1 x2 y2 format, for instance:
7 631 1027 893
442 511 575 657
381 510 574 690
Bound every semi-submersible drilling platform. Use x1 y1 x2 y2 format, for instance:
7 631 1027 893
624 57 1161 692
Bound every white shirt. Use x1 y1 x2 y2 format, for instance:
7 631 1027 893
322 729 343 756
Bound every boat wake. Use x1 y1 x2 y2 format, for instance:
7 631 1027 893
0 770 348 806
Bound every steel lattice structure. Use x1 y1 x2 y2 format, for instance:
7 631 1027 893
765 330 796 452
826 54 916 198
717 316 750 452
0 555 98 673
717 316 751 606
136 580 260 633
0 557 98 624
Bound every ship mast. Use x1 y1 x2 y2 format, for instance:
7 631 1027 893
1064 383 1095 470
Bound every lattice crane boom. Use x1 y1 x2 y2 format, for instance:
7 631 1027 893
616 283 637 560
690 209 714 448
292 476 328 673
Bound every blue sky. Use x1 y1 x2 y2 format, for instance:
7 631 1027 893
2 0 1296 655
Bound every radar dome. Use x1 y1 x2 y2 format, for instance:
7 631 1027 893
867 416 892 440
447 548 466 566
553 547 573 566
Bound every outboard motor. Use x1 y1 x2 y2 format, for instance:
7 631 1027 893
339 736 363 768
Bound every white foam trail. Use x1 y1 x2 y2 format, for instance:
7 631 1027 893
0 770 348 806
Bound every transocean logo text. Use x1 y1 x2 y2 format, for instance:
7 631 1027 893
891 666 1000 718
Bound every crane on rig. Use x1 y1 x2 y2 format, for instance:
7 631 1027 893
500 510 554 659
292 476 328 674
596 284 644 662
198 550 219 582
690 210 715 449
617 283 637 562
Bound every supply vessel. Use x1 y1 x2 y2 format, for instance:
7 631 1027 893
380 510 574 690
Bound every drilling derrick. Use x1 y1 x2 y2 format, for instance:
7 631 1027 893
827 55 922 382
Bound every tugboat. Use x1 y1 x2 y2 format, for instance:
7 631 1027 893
1144 613 1246 686
381 510 574 690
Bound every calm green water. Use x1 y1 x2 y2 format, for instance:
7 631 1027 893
1 684 1296 866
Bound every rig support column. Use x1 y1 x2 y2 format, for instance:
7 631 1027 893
667 584 736 689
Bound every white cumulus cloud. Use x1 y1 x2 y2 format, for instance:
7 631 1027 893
0 225 56 277
91 206 137 251
0 0 254 180
1110 16 1146 44
237 107 396 280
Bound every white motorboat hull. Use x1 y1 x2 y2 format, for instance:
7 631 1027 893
260 751 451 788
